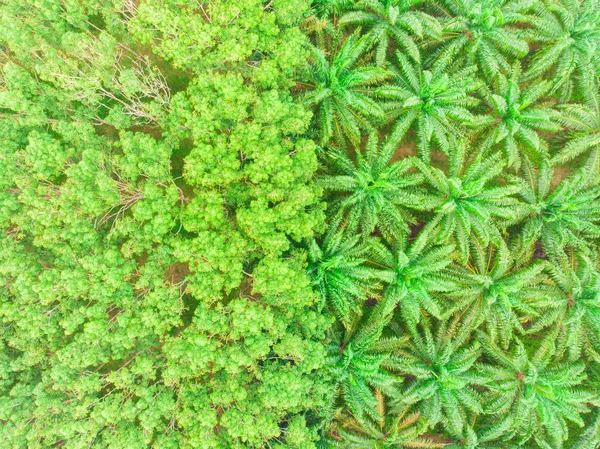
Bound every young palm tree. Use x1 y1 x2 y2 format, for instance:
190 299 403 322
302 30 390 146
479 62 562 167
524 0 600 99
427 0 532 80
412 142 525 262
477 334 597 447
553 74 600 174
376 53 481 163
329 392 447 448
513 158 600 258
319 133 425 241
528 250 600 362
393 320 485 435
327 293 405 420
308 232 383 324
339 0 442 66
370 227 457 328
445 239 551 348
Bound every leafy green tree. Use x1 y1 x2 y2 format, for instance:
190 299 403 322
339 0 442 66
302 30 390 146
377 53 481 162
319 133 424 240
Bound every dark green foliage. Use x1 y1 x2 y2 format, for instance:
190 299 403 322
319 133 423 240
377 54 481 162
304 1 600 448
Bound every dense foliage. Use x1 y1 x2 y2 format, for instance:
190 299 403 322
1 0 600 448
301 0 600 448
0 1 331 448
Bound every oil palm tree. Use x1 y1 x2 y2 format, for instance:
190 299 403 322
376 53 481 163
412 141 525 262
524 0 600 99
479 62 562 167
302 30 390 146
393 321 485 435
370 227 457 328
553 74 600 174
339 0 442 66
513 158 600 258
477 334 597 447
427 0 533 80
445 239 552 348
327 293 405 420
319 133 425 241
330 393 447 448
308 232 383 324
528 250 600 362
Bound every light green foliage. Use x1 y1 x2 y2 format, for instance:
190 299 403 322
0 1 331 448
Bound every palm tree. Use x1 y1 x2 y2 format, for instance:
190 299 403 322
479 62 562 167
524 0 600 99
302 30 390 146
412 142 525 262
528 250 600 362
370 227 457 328
327 293 405 420
427 0 532 80
553 74 600 174
330 393 447 448
376 53 481 163
319 133 425 241
513 158 600 258
394 321 485 435
445 239 551 348
339 0 442 66
477 334 597 447
308 232 383 324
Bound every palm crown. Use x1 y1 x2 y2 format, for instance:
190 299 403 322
303 30 390 146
